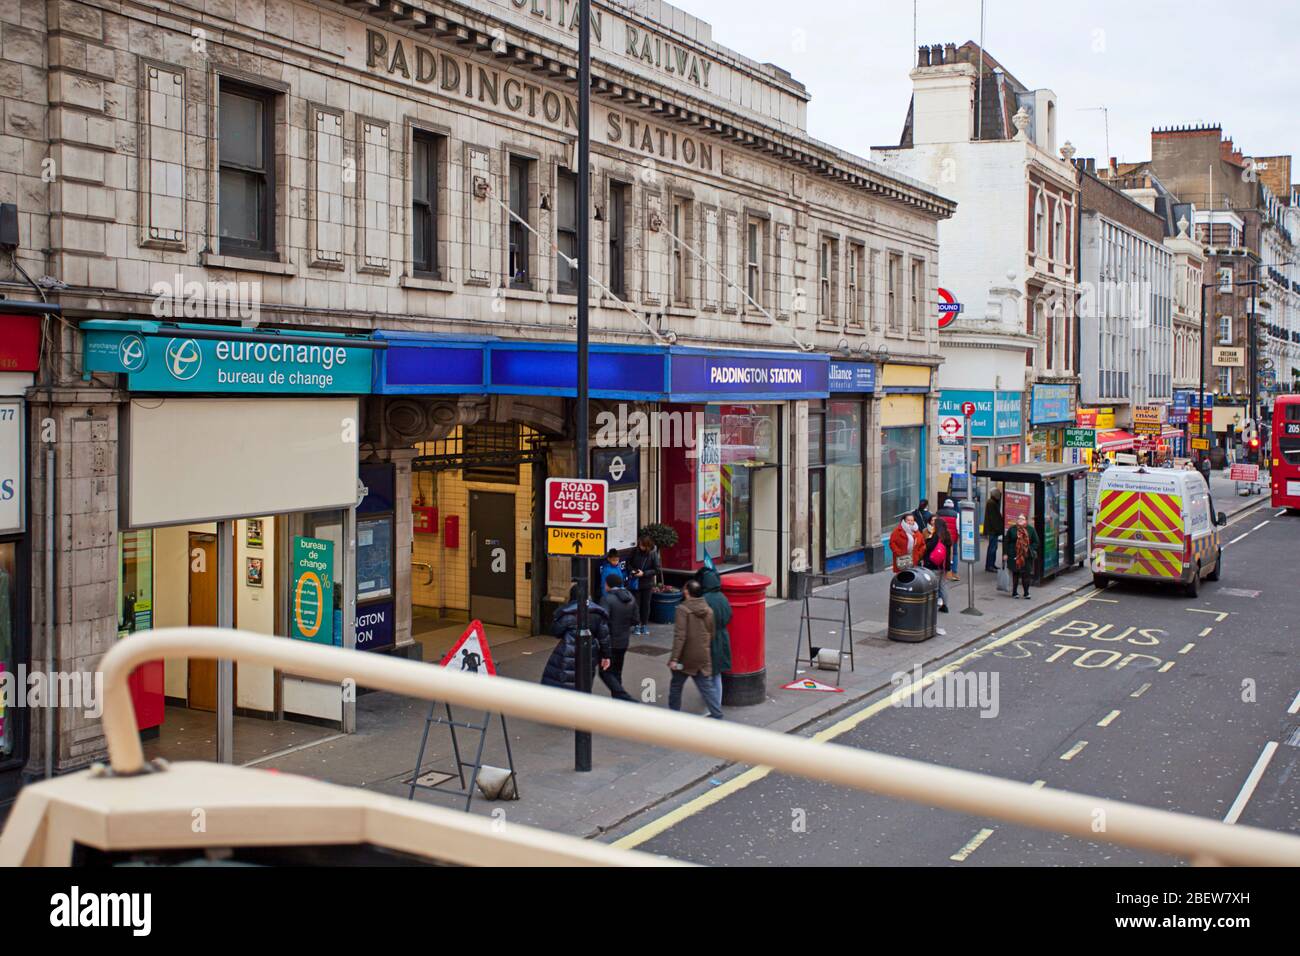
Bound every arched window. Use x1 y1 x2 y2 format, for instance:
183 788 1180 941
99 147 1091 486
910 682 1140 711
1034 193 1046 256
1053 202 1065 262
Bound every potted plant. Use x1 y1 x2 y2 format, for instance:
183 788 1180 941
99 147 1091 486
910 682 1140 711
637 522 678 552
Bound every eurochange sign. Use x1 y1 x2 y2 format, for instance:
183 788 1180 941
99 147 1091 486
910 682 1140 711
82 322 373 394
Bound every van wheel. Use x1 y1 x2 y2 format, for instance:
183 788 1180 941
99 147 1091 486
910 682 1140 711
1206 548 1222 582
1185 564 1201 598
1092 573 1108 590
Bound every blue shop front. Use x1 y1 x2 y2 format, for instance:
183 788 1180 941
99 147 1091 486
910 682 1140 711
371 333 828 640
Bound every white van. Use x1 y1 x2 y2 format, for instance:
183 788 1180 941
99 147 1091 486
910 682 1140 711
1090 467 1226 597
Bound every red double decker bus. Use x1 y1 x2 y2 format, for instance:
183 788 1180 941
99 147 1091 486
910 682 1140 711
1272 394 1300 511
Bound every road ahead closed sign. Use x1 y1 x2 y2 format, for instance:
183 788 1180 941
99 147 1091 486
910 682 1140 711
545 477 608 527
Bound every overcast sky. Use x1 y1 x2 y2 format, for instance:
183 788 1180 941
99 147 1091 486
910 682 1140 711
671 0 1300 173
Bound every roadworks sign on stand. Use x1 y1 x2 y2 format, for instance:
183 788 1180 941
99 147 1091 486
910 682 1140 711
782 677 844 693
410 620 517 812
437 619 497 676
547 525 607 557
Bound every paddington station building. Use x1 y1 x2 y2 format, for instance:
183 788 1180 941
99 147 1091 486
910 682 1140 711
0 0 954 780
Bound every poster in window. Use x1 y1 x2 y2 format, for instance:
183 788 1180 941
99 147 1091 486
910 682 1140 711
356 516 393 600
697 425 721 515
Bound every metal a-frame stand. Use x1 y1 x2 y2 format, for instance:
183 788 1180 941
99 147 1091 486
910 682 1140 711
792 572 855 686
408 702 517 813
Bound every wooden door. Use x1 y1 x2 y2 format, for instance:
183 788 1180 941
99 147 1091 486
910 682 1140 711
187 534 218 711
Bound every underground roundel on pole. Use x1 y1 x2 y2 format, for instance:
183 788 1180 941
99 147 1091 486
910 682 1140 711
937 287 963 329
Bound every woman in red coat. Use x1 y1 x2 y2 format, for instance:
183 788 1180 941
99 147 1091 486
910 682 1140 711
889 515 926 572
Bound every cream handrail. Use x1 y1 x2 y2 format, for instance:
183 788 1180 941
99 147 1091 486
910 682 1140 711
100 628 1300 866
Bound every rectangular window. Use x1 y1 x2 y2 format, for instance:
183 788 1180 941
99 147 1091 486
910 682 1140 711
671 198 692 305
880 426 923 528
825 400 864 555
887 253 902 332
910 258 924 332
556 168 578 294
607 182 626 297
847 243 865 327
820 238 838 322
868 250 879 330
411 131 439 275
508 155 532 288
218 83 275 256
745 218 763 308
1219 315 1232 344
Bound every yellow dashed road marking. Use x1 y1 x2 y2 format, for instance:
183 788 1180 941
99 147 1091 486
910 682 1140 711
1130 682 1152 698
1060 740 1089 761
1097 710 1121 727
950 827 996 862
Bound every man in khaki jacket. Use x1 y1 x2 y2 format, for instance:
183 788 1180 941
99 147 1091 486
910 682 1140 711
668 579 723 719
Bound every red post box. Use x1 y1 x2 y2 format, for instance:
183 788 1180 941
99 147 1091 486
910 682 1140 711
720 572 771 706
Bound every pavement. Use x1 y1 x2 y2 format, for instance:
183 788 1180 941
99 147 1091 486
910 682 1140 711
254 469 1272 843
610 489 1296 865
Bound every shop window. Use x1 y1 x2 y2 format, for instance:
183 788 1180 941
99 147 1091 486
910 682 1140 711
411 130 441 276
0 542 16 758
807 405 825 466
508 154 533 288
880 425 923 529
218 82 276 257
607 181 627 297
825 400 864 555
556 168 578 294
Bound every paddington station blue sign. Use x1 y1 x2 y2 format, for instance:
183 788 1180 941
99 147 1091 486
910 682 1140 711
82 323 835 402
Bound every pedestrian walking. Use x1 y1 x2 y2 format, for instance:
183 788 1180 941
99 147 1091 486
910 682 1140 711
668 580 723 719
697 560 732 704
982 487 1003 572
922 522 950 613
889 515 926 572
541 585 612 691
625 534 661 637
592 548 626 601
598 573 638 701
937 498 961 581
1002 513 1039 600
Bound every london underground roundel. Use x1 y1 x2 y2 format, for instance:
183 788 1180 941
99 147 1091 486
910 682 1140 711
937 288 963 329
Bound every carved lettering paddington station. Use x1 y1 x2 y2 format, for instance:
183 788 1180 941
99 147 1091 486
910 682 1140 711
363 29 713 173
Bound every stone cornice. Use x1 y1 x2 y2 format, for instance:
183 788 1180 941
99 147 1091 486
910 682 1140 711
323 0 957 218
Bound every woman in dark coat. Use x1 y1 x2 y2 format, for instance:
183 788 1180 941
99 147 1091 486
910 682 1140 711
1002 514 1039 600
982 488 1003 572
541 585 612 690
697 564 733 702
625 535 662 636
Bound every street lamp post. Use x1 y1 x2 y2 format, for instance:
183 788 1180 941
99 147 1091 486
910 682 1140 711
573 0 593 772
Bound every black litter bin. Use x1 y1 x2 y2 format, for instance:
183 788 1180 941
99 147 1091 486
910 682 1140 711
887 568 940 643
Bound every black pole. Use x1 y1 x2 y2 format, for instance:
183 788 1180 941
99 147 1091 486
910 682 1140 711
1248 262 1258 441
573 0 592 773
1199 281 1207 457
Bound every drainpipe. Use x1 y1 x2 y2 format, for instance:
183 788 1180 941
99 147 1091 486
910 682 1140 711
44 447 54 778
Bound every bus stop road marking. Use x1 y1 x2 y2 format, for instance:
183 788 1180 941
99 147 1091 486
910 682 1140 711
1097 710 1121 727
950 827 996 862
612 590 1099 850
1130 682 1152 698
1060 740 1089 761
1187 609 1229 621
1223 742 1279 825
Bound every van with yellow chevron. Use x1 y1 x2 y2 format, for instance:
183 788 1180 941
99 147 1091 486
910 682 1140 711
1090 466 1227 597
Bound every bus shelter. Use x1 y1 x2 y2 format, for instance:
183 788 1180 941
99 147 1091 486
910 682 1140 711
977 462 1089 583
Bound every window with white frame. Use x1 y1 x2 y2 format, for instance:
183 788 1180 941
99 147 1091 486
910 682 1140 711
909 258 924 332
887 253 902 333
1034 193 1047 256
1053 202 1065 262
745 217 764 310
820 237 839 323
1218 315 1233 344
847 242 865 327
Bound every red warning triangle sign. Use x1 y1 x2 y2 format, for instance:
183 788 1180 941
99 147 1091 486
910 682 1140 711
438 620 496 676
781 677 843 693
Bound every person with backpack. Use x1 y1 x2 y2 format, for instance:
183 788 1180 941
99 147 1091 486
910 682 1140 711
598 572 638 701
936 498 961 581
625 534 661 636
541 584 612 691
922 520 951 613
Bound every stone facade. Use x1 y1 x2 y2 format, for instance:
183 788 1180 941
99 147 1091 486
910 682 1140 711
2 0 954 774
